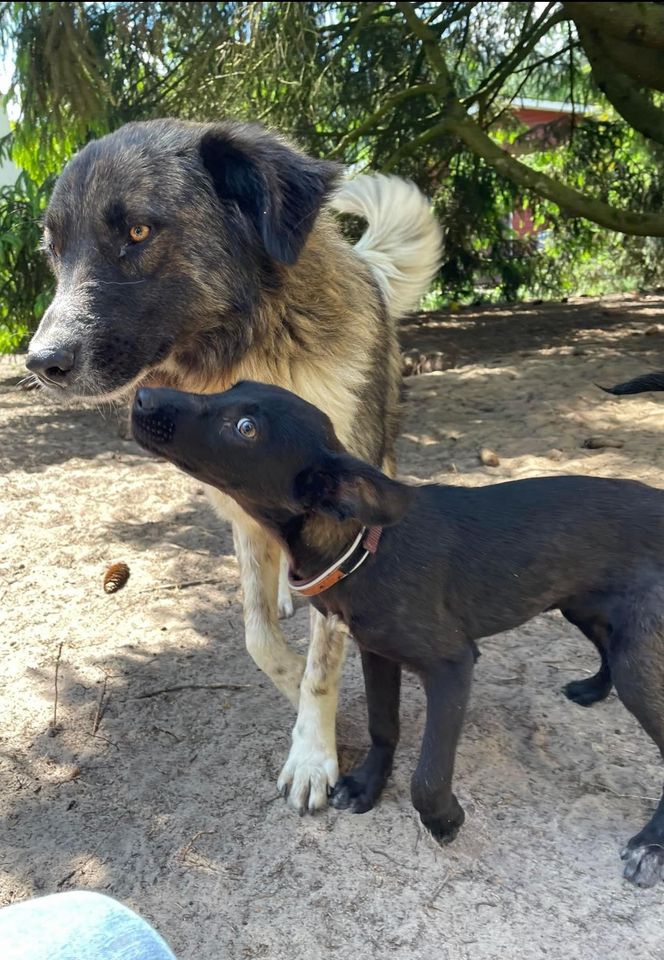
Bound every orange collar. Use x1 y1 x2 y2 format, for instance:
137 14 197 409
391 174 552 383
288 525 383 598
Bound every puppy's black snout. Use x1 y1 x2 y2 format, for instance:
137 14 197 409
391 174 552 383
134 387 156 412
26 348 75 385
131 388 177 450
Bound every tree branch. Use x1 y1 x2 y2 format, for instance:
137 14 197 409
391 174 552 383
469 5 565 111
510 42 577 80
563 2 664 51
397 1 664 237
450 111 664 235
596 33 664 93
579 24 664 145
329 83 438 158
382 119 449 172
431 1 479 34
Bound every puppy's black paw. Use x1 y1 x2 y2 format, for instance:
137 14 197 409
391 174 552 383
331 772 382 814
621 842 664 888
421 802 465 845
563 676 611 707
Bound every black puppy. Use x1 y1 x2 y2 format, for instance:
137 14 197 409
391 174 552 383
132 381 664 888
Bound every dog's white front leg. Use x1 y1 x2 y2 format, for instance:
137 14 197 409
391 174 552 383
234 523 304 707
277 608 347 813
277 551 295 619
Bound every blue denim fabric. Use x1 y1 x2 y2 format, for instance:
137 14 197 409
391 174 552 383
0 891 177 960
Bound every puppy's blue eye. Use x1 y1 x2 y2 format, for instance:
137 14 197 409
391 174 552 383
237 417 257 439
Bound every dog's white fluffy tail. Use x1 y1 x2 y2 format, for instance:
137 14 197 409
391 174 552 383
331 173 442 319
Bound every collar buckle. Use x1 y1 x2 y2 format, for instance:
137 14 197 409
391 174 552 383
288 525 383 598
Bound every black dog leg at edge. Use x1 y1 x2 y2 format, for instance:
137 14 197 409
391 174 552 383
332 651 401 814
411 650 474 844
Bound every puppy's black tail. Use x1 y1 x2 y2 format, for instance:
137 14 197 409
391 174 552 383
599 371 664 396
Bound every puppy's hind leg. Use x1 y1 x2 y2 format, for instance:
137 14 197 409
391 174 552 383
561 607 612 707
332 650 401 814
411 648 475 844
609 613 664 887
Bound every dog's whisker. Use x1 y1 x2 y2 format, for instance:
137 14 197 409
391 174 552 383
84 279 148 287
17 374 42 392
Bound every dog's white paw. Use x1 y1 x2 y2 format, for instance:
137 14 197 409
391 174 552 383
277 735 338 814
277 590 295 620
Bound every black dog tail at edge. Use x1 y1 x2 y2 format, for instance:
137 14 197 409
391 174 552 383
599 372 664 396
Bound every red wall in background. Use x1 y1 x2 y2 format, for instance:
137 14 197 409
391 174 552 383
510 106 573 239
515 107 569 126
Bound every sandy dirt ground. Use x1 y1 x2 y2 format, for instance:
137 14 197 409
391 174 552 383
1 293 664 959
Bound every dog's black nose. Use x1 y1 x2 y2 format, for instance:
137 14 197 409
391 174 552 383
134 388 155 412
26 348 75 385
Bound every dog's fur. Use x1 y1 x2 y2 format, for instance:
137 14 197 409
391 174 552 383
132 380 664 888
25 118 442 811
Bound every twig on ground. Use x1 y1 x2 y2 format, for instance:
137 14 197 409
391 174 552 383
367 847 415 870
179 830 219 873
56 869 77 889
92 677 108 735
85 732 120 751
590 782 658 803
138 578 226 594
56 835 109 888
152 724 181 741
133 682 256 699
50 642 64 734
426 873 451 911
165 541 215 558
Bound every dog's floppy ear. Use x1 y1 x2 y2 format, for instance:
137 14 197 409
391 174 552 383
295 453 412 527
199 123 340 265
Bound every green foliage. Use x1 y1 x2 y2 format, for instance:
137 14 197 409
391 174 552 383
517 116 664 298
0 163 54 351
0 1 663 352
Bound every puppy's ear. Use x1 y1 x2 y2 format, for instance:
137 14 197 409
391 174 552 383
295 454 411 527
199 123 340 265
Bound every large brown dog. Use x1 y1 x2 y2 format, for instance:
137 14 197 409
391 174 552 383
26 119 442 812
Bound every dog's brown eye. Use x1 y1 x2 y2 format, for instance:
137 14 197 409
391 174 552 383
237 417 257 439
129 224 151 243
